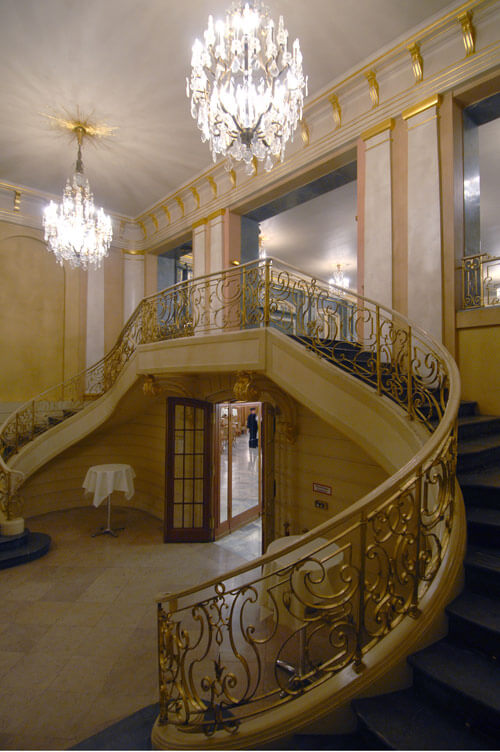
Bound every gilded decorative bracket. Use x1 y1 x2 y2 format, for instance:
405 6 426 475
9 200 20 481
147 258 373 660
365 70 379 108
143 375 162 397
233 371 259 402
190 186 200 208
148 212 159 232
138 220 147 239
458 11 475 56
300 118 310 146
329 94 342 129
229 169 237 189
251 157 258 177
207 176 218 198
408 42 423 84
13 190 21 212
161 205 171 224
175 196 185 217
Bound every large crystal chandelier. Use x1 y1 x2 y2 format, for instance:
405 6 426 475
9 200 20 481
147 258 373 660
187 1 307 173
43 125 112 269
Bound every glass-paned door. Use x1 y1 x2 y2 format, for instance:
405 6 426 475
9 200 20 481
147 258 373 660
164 398 213 542
215 402 262 536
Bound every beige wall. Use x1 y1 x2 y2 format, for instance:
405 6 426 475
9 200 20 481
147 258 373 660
23 376 387 538
0 220 86 402
23 396 166 519
457 308 500 415
275 402 388 537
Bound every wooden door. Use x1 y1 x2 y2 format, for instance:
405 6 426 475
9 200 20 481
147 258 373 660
164 397 214 542
261 402 276 554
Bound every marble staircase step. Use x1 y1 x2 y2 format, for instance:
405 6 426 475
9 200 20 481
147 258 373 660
458 401 478 418
465 545 500 597
408 640 500 739
447 590 500 659
458 467 500 509
457 433 500 473
467 505 500 545
458 414 500 441
0 531 51 569
353 687 497 750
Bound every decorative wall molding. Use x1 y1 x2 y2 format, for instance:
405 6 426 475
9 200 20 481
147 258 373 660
1 0 499 254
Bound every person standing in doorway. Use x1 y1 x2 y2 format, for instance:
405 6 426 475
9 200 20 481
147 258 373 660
247 407 258 448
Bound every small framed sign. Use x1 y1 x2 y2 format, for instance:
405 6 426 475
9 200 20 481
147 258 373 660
312 482 332 496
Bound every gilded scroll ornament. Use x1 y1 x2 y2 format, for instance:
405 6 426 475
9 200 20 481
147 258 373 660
142 375 162 397
233 371 258 402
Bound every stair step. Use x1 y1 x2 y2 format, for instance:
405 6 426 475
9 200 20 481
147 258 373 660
409 641 500 736
447 591 500 659
465 546 500 596
0 528 29 551
467 506 500 546
457 434 500 473
0 532 51 569
459 468 500 509
458 401 478 418
353 688 497 750
290 733 366 750
458 415 500 441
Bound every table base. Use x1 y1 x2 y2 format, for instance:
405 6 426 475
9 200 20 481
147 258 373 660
91 496 125 538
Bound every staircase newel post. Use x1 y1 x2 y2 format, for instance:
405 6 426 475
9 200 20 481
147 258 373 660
264 259 271 328
376 305 382 395
407 325 414 420
353 510 368 673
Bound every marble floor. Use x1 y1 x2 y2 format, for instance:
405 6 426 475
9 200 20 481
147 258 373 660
0 507 261 750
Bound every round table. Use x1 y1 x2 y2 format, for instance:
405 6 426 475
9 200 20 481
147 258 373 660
83 463 135 537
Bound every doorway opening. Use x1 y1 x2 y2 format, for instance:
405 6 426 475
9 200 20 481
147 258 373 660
215 401 262 538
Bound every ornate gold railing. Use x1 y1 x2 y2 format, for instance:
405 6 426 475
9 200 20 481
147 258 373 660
0 257 455 519
461 253 500 308
0 257 460 734
151 260 460 740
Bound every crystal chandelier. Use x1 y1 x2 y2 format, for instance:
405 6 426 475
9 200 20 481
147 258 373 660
187 1 307 173
329 264 350 290
43 125 112 269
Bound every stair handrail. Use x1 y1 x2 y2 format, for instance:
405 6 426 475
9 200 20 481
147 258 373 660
151 258 461 741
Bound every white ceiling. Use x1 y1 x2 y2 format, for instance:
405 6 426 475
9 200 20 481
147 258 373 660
0 0 453 217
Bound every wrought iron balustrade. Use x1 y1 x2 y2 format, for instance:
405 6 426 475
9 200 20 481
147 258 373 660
461 253 500 309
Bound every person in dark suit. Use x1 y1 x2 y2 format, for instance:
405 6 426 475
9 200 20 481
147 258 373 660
247 407 258 448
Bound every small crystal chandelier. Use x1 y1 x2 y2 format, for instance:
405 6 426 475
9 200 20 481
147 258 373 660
187 1 307 174
329 264 350 290
43 125 112 269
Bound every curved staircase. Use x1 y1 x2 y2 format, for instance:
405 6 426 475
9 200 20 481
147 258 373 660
351 400 500 750
0 259 467 748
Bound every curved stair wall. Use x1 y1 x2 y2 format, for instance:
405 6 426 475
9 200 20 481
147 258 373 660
0 259 464 748
18 368 389 527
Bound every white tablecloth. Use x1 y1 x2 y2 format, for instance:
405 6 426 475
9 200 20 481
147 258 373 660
261 534 343 628
82 464 136 507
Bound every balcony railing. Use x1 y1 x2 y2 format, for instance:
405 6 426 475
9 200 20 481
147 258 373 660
461 253 500 309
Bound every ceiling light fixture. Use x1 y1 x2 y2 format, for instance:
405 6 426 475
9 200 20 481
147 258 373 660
43 124 112 269
187 1 307 174
329 264 350 290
